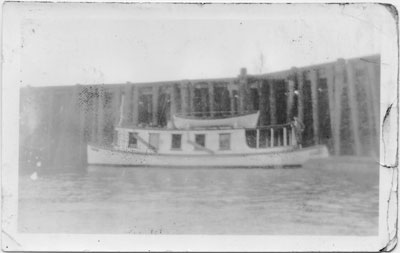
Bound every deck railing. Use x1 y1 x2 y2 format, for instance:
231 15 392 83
245 124 297 149
175 110 258 118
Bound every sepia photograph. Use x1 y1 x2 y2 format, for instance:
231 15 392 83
1 1 398 252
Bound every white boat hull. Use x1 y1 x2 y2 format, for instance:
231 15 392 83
87 144 329 168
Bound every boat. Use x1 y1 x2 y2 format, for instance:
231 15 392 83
87 111 329 167
173 111 260 129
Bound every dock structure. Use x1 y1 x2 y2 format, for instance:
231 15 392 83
19 54 380 168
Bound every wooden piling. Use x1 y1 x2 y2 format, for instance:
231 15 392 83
286 77 295 122
123 85 133 125
346 61 362 156
47 91 55 165
238 85 245 114
221 85 230 116
361 61 377 155
333 59 345 155
246 87 254 111
170 84 177 119
180 82 189 115
325 65 336 153
229 90 235 115
310 69 320 144
132 86 139 126
97 86 105 143
112 88 122 126
76 85 86 164
369 59 380 155
238 68 247 113
152 86 159 126
258 81 267 126
269 80 277 125
296 71 304 124
366 61 380 132
228 82 236 115
208 82 215 116
201 88 208 116
189 83 195 116
91 88 98 143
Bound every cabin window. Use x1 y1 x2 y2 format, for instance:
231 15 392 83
275 128 283 146
128 132 138 148
171 134 182 149
195 134 206 149
259 129 269 148
245 130 257 148
219 133 231 150
149 133 160 150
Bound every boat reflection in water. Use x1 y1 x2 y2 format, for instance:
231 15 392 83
87 111 329 167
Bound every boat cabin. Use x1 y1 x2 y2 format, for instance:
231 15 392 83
112 124 297 155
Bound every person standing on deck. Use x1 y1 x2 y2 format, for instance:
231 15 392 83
291 116 305 148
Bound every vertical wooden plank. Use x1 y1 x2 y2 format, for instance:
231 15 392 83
208 82 215 116
91 87 98 143
113 88 122 126
346 61 362 155
189 83 195 116
221 85 230 116
228 83 235 115
325 64 337 153
269 80 277 125
132 86 139 126
97 86 105 143
366 61 380 133
286 78 295 122
310 69 320 144
238 83 245 113
296 71 304 125
230 90 235 115
123 85 133 125
200 87 208 116
170 84 177 119
76 85 86 164
47 90 55 166
180 82 189 115
358 61 376 155
246 87 254 111
238 68 247 114
333 59 345 155
258 80 267 126
152 86 159 126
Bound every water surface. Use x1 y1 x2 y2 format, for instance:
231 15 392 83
19 158 379 235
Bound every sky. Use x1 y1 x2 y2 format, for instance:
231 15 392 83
10 3 389 86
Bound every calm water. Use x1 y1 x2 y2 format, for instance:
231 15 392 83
19 158 379 235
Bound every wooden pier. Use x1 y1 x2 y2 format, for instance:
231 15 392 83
19 54 380 168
